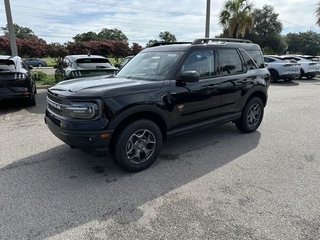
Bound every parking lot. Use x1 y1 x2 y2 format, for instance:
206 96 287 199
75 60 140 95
0 79 320 239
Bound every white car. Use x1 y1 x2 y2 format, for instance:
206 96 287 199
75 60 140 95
279 55 318 79
264 55 301 82
296 55 320 75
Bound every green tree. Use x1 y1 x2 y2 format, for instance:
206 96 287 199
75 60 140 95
159 31 177 42
244 5 287 54
285 31 320 55
251 5 282 36
1 23 38 39
315 2 320 26
73 31 99 42
146 39 159 47
218 0 254 38
97 28 128 42
146 31 177 47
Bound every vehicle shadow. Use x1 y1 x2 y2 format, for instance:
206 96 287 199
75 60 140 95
271 80 300 86
0 124 261 239
0 90 47 115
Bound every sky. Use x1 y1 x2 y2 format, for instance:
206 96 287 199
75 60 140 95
0 0 319 47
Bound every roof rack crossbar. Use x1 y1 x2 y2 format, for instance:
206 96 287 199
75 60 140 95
192 38 252 44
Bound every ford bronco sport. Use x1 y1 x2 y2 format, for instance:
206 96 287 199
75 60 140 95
45 38 270 172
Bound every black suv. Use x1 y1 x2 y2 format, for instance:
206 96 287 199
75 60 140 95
45 38 270 172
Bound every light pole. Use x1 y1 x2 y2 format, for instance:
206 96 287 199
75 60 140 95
4 0 18 56
205 0 210 38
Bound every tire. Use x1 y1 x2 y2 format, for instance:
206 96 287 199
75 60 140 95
269 70 278 82
299 69 304 79
307 76 314 79
235 97 264 133
284 78 293 82
37 63 43 67
27 91 36 106
110 119 163 172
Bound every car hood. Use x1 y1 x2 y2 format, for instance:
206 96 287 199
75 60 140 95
49 75 165 97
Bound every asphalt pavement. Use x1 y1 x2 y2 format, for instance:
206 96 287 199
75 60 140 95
0 79 319 239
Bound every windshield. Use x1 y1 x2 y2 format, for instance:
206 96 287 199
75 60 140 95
117 51 182 80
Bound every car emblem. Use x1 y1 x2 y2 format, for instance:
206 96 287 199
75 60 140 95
178 104 184 111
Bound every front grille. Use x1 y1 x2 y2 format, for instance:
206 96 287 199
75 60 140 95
47 92 63 104
46 92 65 117
48 104 63 116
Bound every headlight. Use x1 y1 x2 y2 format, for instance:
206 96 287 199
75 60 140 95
65 102 99 119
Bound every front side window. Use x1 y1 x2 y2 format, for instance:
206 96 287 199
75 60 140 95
181 50 216 78
219 49 244 75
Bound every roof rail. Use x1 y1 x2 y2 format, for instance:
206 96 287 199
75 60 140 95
192 38 252 44
149 41 192 47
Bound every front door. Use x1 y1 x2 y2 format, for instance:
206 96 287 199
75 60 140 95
168 49 221 128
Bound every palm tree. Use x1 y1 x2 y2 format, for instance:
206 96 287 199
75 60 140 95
315 2 320 26
219 0 255 38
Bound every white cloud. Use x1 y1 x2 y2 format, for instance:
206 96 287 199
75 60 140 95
0 0 319 47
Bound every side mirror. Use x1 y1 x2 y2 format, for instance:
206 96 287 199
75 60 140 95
28 65 33 70
180 71 200 82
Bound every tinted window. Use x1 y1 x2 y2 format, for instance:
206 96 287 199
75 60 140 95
182 50 216 78
264 57 275 63
219 49 244 75
240 49 258 69
246 50 265 68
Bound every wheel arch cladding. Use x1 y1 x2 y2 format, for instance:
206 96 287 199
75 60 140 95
246 91 267 107
109 108 169 144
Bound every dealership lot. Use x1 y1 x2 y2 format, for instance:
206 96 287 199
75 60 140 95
0 79 320 239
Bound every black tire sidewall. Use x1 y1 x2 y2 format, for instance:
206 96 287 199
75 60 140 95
270 70 278 82
237 97 264 133
111 119 163 172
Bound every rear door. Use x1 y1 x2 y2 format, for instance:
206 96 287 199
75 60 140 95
218 48 251 115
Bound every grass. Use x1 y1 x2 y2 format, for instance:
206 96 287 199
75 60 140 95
32 71 56 86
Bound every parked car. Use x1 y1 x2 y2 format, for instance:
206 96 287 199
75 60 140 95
0 55 37 106
54 54 119 82
279 55 318 79
45 38 270 172
24 58 47 67
296 55 320 74
264 55 301 82
114 55 134 69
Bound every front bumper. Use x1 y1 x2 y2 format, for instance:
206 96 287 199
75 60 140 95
44 115 114 156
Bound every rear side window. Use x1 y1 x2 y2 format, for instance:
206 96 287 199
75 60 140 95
240 49 258 70
246 50 265 68
218 49 244 75
264 57 276 63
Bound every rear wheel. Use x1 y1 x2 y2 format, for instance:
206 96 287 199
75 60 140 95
307 75 314 79
27 91 36 106
37 63 43 67
110 119 163 172
235 97 264 133
299 69 304 79
269 70 279 82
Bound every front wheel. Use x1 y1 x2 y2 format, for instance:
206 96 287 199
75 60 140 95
111 119 163 172
235 97 264 133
